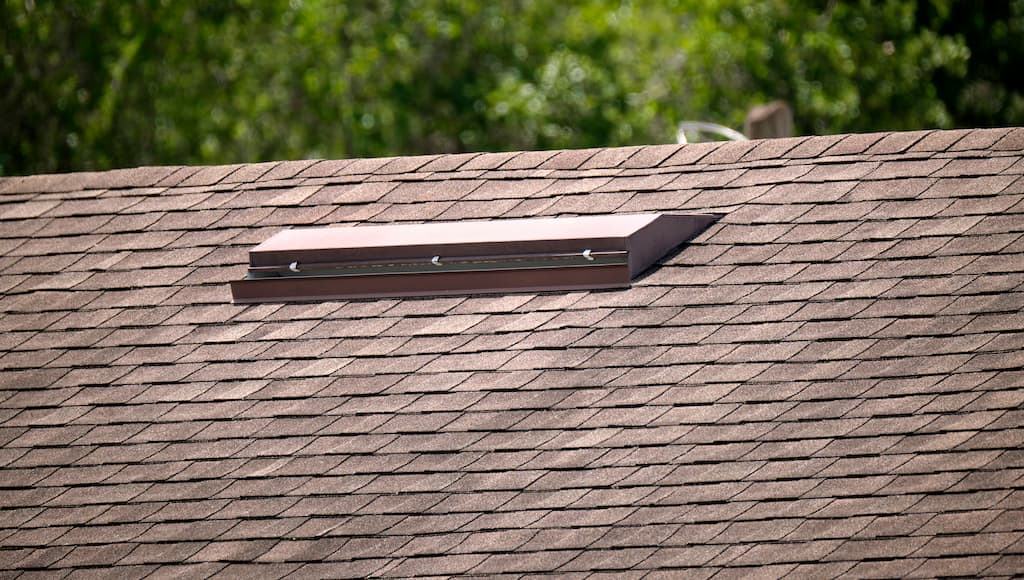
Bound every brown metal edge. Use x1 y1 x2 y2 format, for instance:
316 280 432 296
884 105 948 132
231 264 631 303
250 237 632 268
626 213 719 278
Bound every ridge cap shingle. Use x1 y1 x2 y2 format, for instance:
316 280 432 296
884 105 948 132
3 128 1019 196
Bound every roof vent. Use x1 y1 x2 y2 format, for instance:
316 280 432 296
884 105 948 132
230 213 717 303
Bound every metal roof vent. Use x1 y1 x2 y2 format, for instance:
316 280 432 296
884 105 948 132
230 213 717 303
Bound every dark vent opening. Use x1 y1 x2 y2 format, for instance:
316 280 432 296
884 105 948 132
230 213 717 303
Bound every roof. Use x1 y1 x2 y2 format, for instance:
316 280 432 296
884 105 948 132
1 127 1023 578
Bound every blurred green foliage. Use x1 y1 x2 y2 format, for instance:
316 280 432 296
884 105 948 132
3 0 1022 176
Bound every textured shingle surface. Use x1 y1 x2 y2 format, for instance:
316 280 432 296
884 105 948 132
1 128 1023 578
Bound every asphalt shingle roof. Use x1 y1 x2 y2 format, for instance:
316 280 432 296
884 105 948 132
1 127 1023 578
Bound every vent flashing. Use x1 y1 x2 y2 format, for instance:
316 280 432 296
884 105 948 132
230 213 717 303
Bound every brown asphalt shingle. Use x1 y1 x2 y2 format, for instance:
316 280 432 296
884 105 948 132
1 128 1023 578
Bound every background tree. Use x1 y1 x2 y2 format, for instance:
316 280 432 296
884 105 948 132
3 0 1022 176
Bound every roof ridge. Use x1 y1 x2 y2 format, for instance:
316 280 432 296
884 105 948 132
3 128 1019 197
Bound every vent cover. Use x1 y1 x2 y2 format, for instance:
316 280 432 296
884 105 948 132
230 213 717 303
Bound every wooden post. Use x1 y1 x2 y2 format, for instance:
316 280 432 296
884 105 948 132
745 101 794 139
